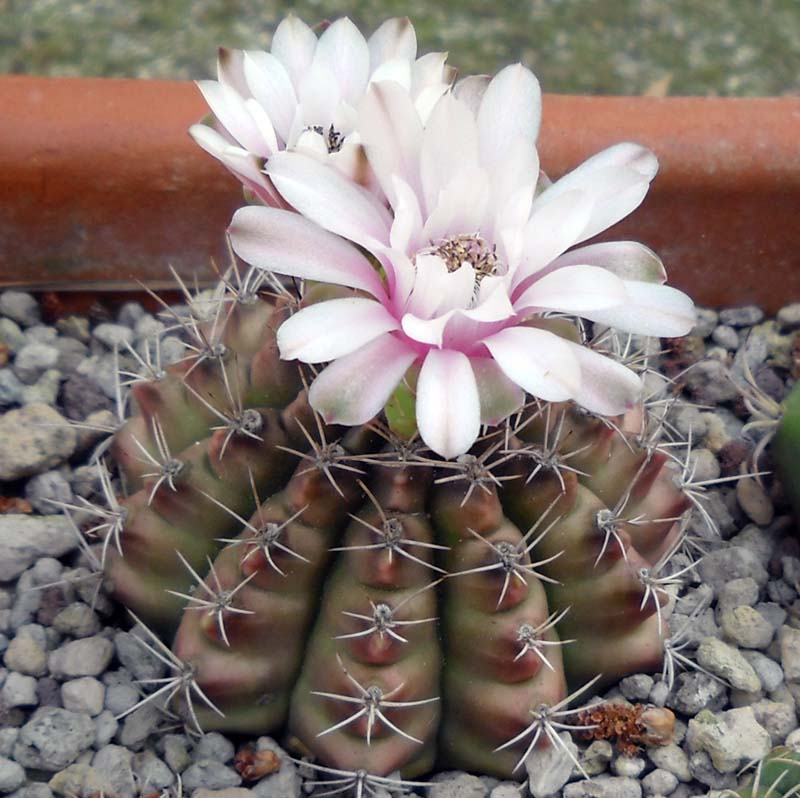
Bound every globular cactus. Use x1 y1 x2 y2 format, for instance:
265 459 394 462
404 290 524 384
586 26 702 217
774 383 800 525
66 12 708 788
724 746 800 798
71 272 702 781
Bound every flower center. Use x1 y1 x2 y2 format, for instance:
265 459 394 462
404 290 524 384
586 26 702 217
432 234 499 282
309 124 344 153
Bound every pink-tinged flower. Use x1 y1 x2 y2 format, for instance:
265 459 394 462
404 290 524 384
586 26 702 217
190 15 452 206
228 65 696 459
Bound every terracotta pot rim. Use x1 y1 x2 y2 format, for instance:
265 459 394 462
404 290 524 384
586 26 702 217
1 75 799 312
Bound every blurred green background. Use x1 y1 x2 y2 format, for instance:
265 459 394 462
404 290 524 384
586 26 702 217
1 0 798 95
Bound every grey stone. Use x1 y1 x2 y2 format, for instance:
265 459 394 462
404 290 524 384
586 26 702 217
93 711 117 749
778 303 800 330
115 702 161 750
92 324 135 350
113 630 166 682
668 672 727 715
13 343 58 384
0 730 17 759
490 784 522 798
162 734 191 774
52 336 88 374
181 761 241 792
646 743 691 782
0 757 25 793
61 678 104 716
757 601 787 631
720 606 774 649
60 374 114 421
132 750 174 792
195 732 235 764
21 369 61 406
741 650 784 692
526 731 576 797
736 477 774 526
76 354 124 401
92 745 135 798
689 750 737 789
8 785 52 798
684 360 739 403
0 291 40 327
0 405 77 481
580 739 613 776
688 447 720 483
711 325 739 350
686 706 771 773
562 776 641 798
48 763 110 797
1 671 38 707
642 768 678 797
619 674 654 702
611 756 645 778
730 524 776 567
0 370 23 406
55 315 90 342
52 604 100 639
102 674 138 716
780 626 800 683
0 319 25 354
696 638 762 692
14 707 96 771
117 303 145 328
717 578 759 613
251 737 301 798
692 308 718 338
134 315 165 340
48 636 114 679
3 628 47 675
24 471 73 515
719 305 764 327
750 699 797 744
194 791 254 798
698 547 769 595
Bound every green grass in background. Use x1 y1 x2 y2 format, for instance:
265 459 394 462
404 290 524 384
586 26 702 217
1 0 798 95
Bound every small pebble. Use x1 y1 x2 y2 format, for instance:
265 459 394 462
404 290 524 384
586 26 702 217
719 305 764 327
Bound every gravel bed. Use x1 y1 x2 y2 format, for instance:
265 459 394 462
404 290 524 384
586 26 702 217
0 288 799 798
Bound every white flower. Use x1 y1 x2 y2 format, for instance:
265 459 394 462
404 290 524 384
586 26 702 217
190 15 452 206
228 65 696 459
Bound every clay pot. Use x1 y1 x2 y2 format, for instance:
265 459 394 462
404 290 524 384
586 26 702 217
1 75 799 312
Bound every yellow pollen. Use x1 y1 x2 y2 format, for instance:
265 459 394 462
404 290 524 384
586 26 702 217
431 234 500 282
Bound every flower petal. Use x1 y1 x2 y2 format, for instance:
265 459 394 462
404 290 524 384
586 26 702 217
189 124 284 206
313 18 370 107
566 341 642 415
471 357 525 425
270 14 317 88
217 47 249 96
585 281 696 337
417 349 481 458
477 64 541 167
483 326 581 402
367 17 417 70
514 189 595 288
277 298 399 363
549 241 666 283
243 51 297 144
420 93 479 216
309 333 417 425
267 151 393 250
453 74 490 115
359 81 423 206
228 205 386 299
196 80 269 155
514 265 628 315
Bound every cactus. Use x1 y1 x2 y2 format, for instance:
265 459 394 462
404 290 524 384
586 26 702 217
66 270 706 782
774 382 800 525
725 746 800 798
64 13 708 786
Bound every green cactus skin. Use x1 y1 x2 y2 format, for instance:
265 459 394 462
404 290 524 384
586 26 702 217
94 280 693 781
727 746 800 798
775 381 800 525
